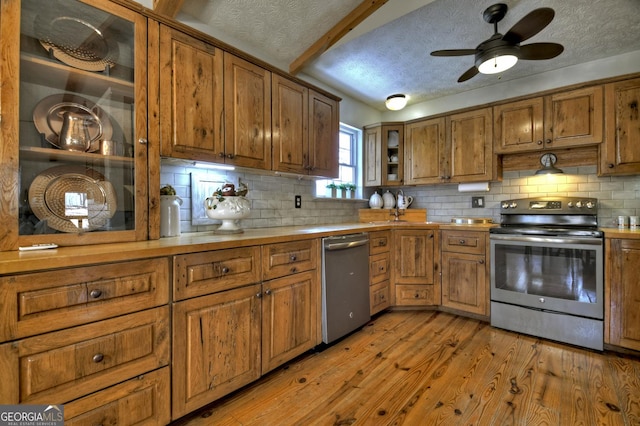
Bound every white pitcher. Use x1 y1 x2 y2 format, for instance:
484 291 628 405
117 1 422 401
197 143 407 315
397 193 413 209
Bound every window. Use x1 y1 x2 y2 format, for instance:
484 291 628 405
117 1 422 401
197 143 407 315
316 123 362 198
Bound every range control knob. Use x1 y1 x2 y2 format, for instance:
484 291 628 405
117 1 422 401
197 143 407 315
586 201 595 209
509 202 518 209
576 201 583 208
501 202 510 209
567 202 574 208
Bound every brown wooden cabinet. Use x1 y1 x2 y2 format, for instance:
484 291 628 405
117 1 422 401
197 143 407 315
600 78 640 175
494 86 603 154
393 229 440 306
440 230 489 317
364 123 404 186
606 238 640 351
404 107 493 185
272 75 339 177
369 231 391 315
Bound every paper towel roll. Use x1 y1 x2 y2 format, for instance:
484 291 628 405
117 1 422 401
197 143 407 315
458 182 490 192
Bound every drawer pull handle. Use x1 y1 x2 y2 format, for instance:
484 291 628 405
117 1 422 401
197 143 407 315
290 254 297 262
93 353 104 363
459 239 465 244
90 289 102 299
378 241 387 246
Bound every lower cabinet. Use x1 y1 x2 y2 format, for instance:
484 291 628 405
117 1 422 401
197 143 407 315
393 229 440 306
172 240 320 419
369 231 391 315
606 238 640 351
440 230 489 317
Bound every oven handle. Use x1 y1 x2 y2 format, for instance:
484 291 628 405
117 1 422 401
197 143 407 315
489 234 602 246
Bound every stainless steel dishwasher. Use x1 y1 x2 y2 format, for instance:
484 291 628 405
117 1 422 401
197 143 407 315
321 233 370 344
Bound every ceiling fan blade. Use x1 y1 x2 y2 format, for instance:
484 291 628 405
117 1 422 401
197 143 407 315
431 49 476 57
503 8 555 44
458 66 479 83
519 43 564 60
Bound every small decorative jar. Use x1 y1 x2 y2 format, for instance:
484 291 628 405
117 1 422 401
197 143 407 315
369 191 383 209
382 190 396 209
160 195 183 237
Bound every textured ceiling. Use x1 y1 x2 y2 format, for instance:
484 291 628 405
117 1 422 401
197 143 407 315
178 0 640 111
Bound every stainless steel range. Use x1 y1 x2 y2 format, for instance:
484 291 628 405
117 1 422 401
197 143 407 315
489 196 604 350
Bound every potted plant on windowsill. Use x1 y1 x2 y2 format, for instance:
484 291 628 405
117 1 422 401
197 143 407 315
344 183 356 199
338 183 348 198
326 182 338 198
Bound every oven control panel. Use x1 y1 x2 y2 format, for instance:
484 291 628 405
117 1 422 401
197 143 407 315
500 197 598 213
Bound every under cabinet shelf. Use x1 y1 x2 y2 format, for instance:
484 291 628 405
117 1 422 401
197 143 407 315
20 146 134 167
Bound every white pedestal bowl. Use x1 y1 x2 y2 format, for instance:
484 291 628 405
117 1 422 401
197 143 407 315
204 196 251 234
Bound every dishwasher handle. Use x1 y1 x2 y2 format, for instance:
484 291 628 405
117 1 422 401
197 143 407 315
325 239 369 251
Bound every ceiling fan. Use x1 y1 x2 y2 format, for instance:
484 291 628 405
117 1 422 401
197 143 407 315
430 3 564 83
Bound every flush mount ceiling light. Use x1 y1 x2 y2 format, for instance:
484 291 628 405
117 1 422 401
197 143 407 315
535 153 564 175
385 94 407 111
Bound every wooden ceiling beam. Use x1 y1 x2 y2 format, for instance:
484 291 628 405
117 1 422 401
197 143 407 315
289 0 389 75
153 0 186 18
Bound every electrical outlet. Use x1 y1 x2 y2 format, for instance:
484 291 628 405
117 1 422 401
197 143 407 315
295 195 302 208
472 196 484 208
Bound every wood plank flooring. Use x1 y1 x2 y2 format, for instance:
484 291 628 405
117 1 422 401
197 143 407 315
173 310 640 425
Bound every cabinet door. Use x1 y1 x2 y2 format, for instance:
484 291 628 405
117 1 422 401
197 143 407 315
601 78 640 176
448 107 494 183
272 74 308 174
364 125 382 187
606 239 640 350
404 118 446 185
262 271 318 373
309 90 339 178
370 280 390 315
393 230 436 285
493 97 544 153
224 53 272 169
172 284 262 419
159 25 224 162
545 86 603 149
2 0 149 250
441 252 487 316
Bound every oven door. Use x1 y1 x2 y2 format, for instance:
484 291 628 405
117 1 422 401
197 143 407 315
490 234 603 320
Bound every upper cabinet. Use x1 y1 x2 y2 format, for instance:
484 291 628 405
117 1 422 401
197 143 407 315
0 0 149 251
600 77 640 176
308 90 340 178
159 26 272 170
364 123 404 187
494 86 603 154
404 107 493 185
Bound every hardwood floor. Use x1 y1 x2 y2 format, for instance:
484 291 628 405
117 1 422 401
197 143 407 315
174 310 640 425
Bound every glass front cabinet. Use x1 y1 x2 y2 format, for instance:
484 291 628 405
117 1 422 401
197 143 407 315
0 0 149 250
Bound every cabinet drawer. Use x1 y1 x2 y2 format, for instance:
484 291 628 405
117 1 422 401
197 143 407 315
370 280 390 315
64 367 170 425
0 307 169 405
0 258 169 342
395 284 437 306
370 252 390 284
174 246 261 300
262 239 317 280
441 230 486 255
369 231 391 255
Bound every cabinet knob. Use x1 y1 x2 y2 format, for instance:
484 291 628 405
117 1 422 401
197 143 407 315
219 152 226 158
221 266 229 274
536 140 543 145
290 254 297 262
256 292 263 298
545 139 552 144
608 163 614 169
264 289 272 296
92 353 104 363
89 289 102 299
378 240 386 247
459 239 465 244
138 138 147 145
479 259 485 264
226 153 234 159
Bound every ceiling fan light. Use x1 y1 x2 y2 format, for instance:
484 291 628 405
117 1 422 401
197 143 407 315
385 94 407 111
478 54 518 74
